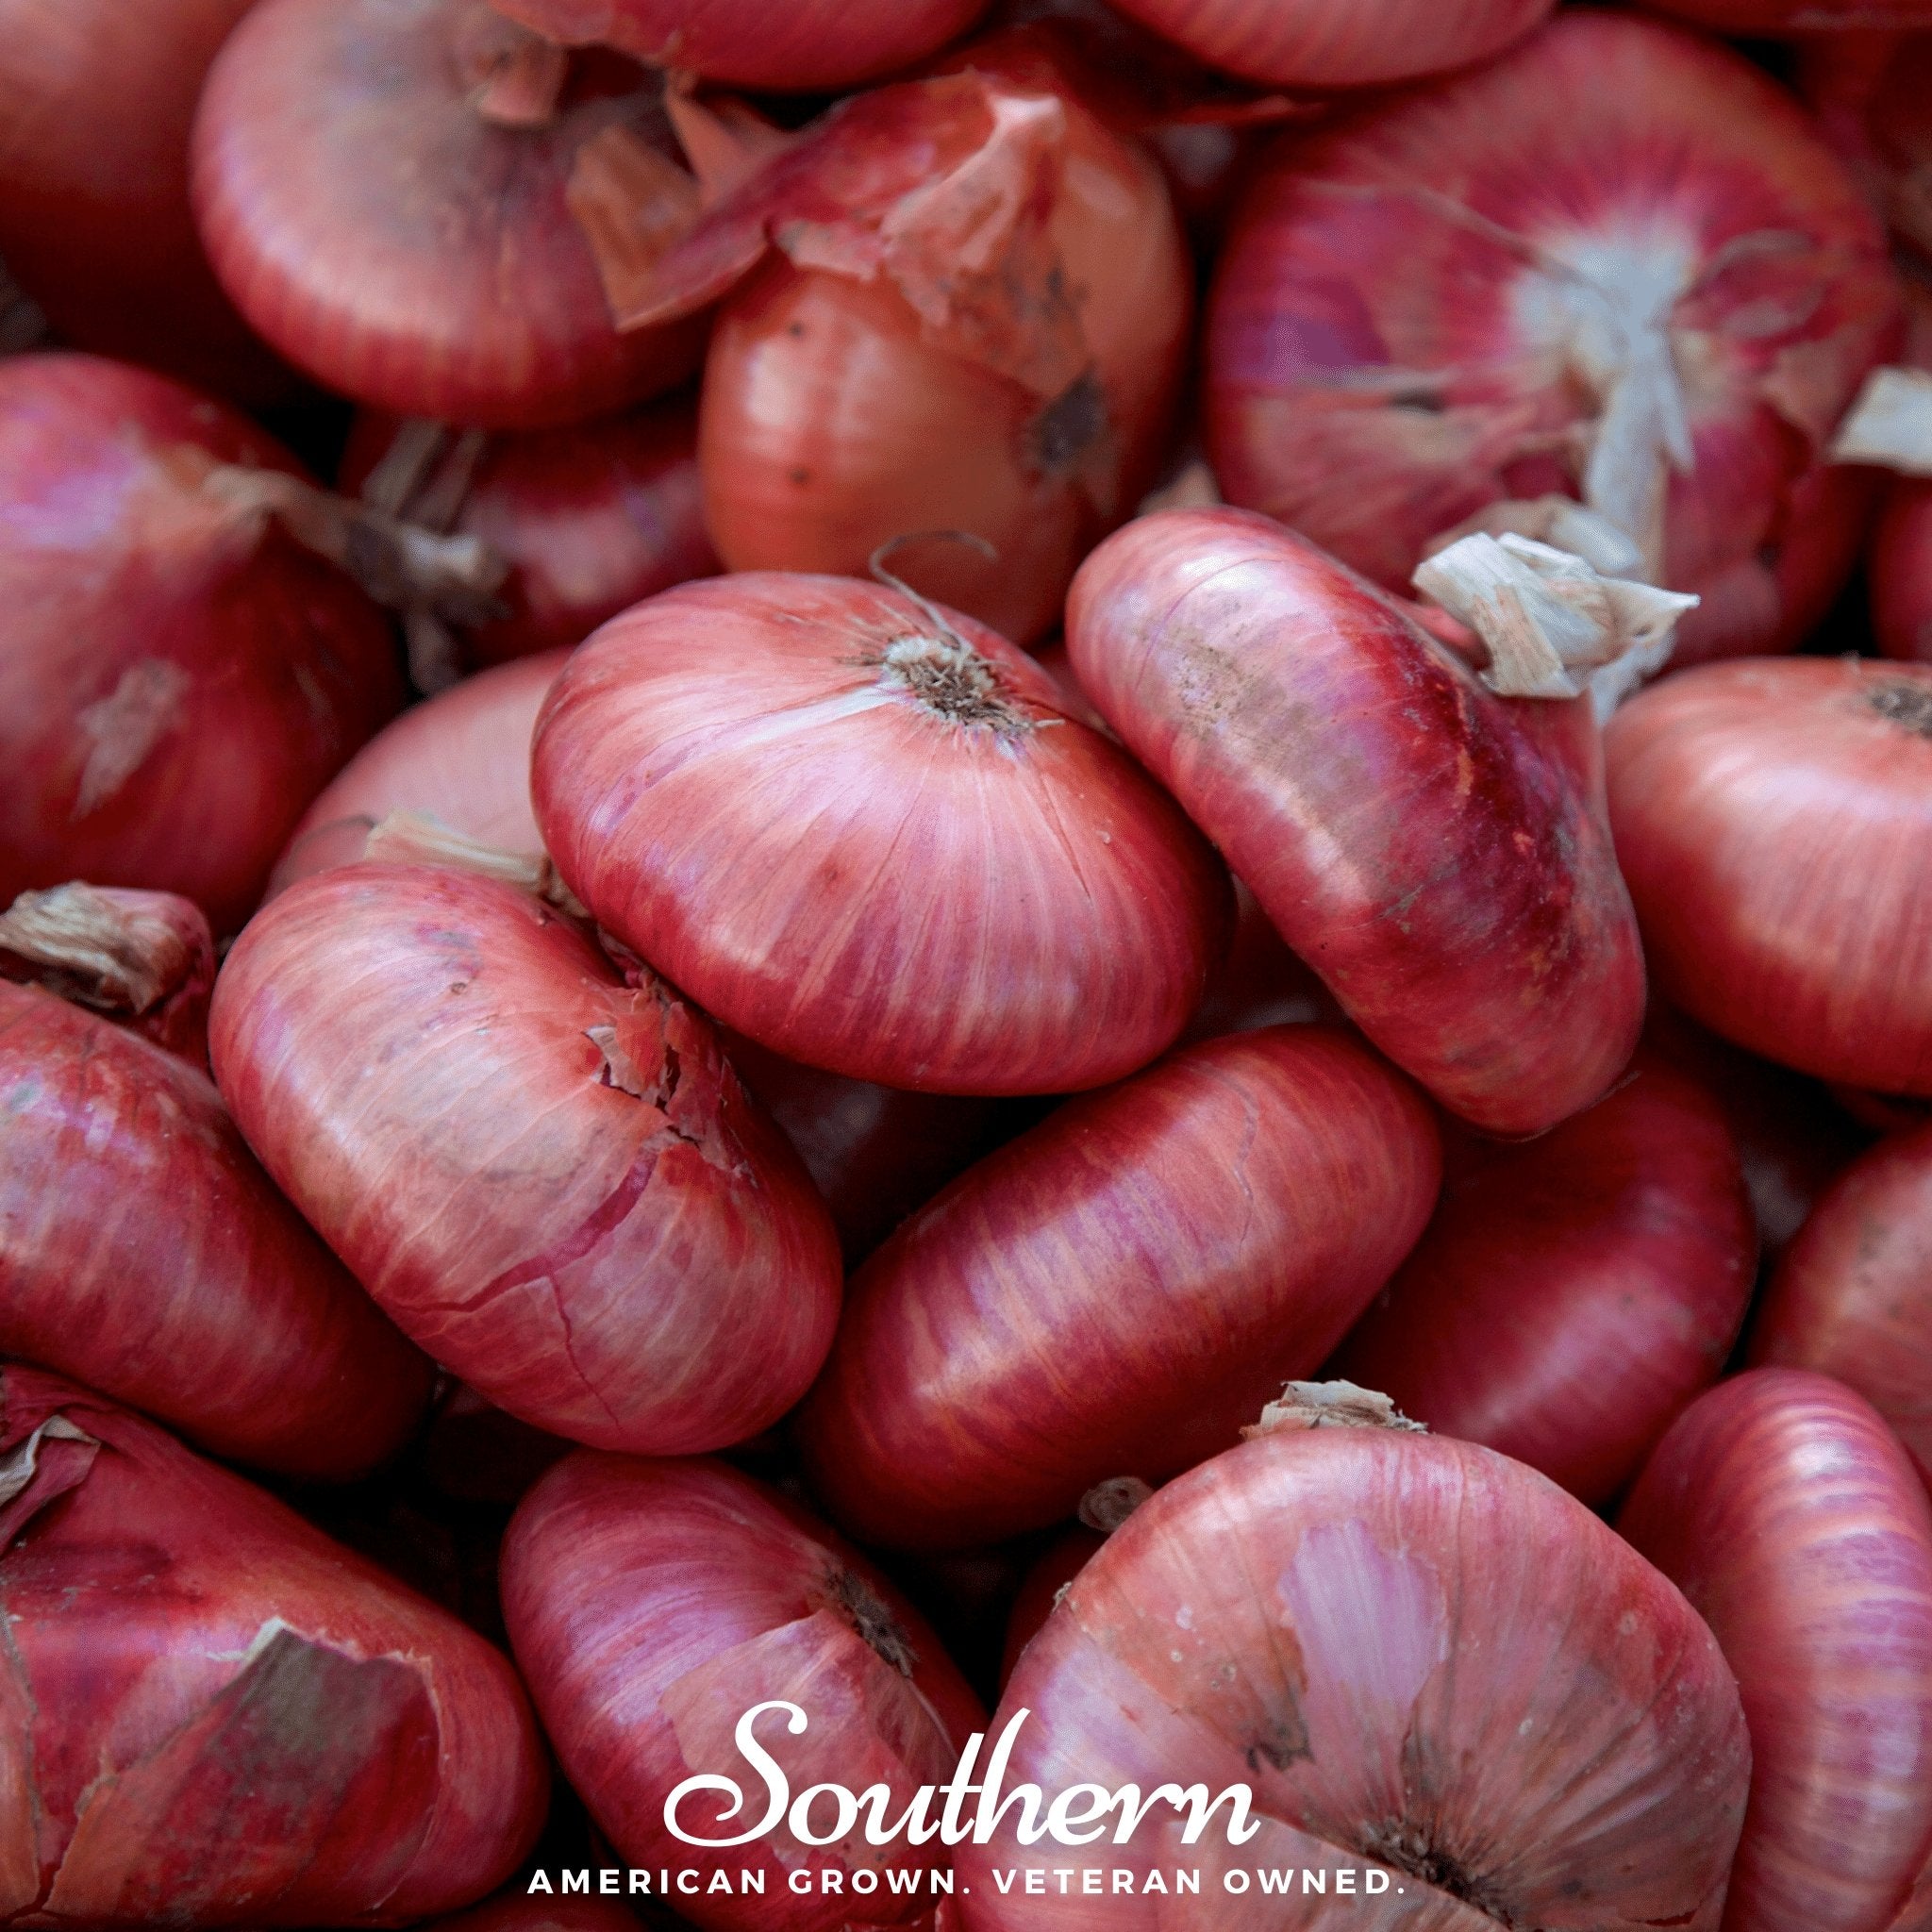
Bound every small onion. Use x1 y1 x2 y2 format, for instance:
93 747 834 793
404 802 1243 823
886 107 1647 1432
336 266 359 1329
1623 1368 1932 1932
1606 656 1932 1094
0 1366 547 1923
532 574 1230 1096
1332 1057 1757 1506
1753 1119 1932 1487
0 353 403 933
959 1415 1749 1921
192 0 703 428
1205 11 1900 663
1066 507 1644 1136
796 1027 1441 1548
501 1453 986 1928
210 859 843 1454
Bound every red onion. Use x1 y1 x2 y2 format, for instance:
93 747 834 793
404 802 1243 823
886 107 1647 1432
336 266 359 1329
1205 11 1900 664
1332 1057 1757 1506
501 1452 986 1927
1098 0 1550 88
210 857 843 1454
1607 656 1932 1094
531 575 1230 1096
797 1027 1439 1547
275 651 568 893
960 1400 1750 1920
1623 1369 1932 1932
0 353 403 934
1753 1119 1932 1487
622 41 1191 643
192 0 704 428
0 0 291 402
487 0 989 91
0 1365 547 1923
0 884 433 1479
339 400 718 670
1066 507 1645 1135
999 1529 1101 1690
1875 479 1932 661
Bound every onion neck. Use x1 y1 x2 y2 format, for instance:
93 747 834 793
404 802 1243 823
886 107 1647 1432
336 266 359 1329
459 8 569 128
1869 678 1932 739
815 1564 919 1677
362 811 587 919
1077 1476 1153 1534
1243 1380 1426 1440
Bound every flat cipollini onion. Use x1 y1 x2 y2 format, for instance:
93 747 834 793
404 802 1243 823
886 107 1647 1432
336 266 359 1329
1098 0 1551 88
501 1454 987 1929
1752 1120 1932 1488
1205 11 1901 666
0 353 404 934
192 0 704 429
0 0 291 402
210 856 843 1455
0 1368 548 1924
1623 1369 1932 1932
1332 1057 1757 1506
618 42 1191 644
1606 656 1932 1095
0 885 434 1480
486 0 990 91
1066 508 1645 1136
532 574 1230 1096
958 1407 1750 1924
339 400 719 671
795 1027 1441 1549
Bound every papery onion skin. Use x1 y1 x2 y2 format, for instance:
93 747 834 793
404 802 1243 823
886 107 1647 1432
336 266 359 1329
486 0 990 91
958 1426 1749 1926
340 401 718 667
796 1027 1441 1549
1066 507 1643 1136
192 0 702 428
1100 0 1550 88
1753 1121 1932 1488
1332 1058 1756 1506
1204 11 1900 663
210 861 843 1454
1623 1369 1932 1932
0 0 291 402
502 1453 986 1931
1606 656 1932 1094
1874 480 1932 661
273 651 568 892
0 975 432 1480
532 574 1230 1096
672 46 1191 644
0 1366 547 1927
0 354 403 933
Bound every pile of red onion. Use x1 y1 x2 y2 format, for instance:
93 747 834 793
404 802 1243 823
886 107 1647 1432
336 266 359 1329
5 0 1932 1921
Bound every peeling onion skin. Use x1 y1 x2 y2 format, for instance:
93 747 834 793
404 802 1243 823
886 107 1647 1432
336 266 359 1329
1332 1058 1757 1507
209 862 843 1455
486 0 990 91
192 0 704 429
958 1428 1749 1927
1607 657 1932 1096
273 652 568 893
1204 11 1900 665
0 0 291 403
1623 1369 1932 1932
1874 481 1932 663
339 401 719 668
532 575 1231 1096
1100 0 1550 88
0 354 403 934
1753 1121 1932 1490
0 1367 548 1928
0 980 433 1481
796 1027 1441 1550
502 1454 987 1931
1066 508 1644 1136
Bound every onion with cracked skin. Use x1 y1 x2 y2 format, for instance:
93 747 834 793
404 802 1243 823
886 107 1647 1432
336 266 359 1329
1624 1368 1932 1932
209 860 842 1455
0 1366 547 1927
